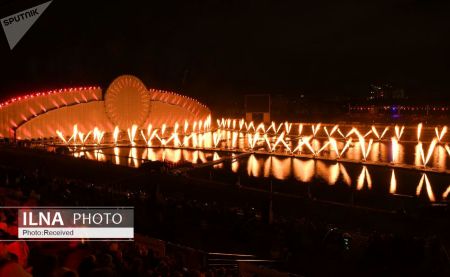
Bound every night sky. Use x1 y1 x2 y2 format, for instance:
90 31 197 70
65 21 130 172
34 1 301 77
1 0 449 107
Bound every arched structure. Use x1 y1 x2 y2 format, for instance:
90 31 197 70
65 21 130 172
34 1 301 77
0 75 210 140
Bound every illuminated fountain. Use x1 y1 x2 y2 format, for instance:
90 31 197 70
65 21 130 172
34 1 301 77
127 124 138 146
56 130 67 144
247 132 260 151
213 130 222 148
417 123 423 141
51 118 450 179
298 124 303 136
418 139 438 167
357 132 373 161
172 122 182 147
394 125 405 141
324 125 338 138
78 130 92 146
254 123 265 133
15 75 448 206
239 119 245 131
435 126 448 143
371 126 389 141
113 126 120 145
69 124 79 144
338 127 357 139
311 123 321 137
339 139 353 159
59 120 448 203
271 132 291 153
93 127 105 145
363 129 372 138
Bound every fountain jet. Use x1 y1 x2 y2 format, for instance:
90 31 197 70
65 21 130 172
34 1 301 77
417 123 423 141
113 126 120 145
395 125 405 141
435 126 447 143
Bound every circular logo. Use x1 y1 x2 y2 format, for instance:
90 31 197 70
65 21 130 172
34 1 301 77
105 75 150 130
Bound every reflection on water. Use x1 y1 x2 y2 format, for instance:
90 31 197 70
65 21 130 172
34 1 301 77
443 186 450 200
76 147 218 168
356 166 372 191
74 146 450 203
222 154 450 202
390 170 397 194
416 174 435 202
144 148 156 161
231 153 239 173
128 147 138 168
266 156 292 179
213 152 222 168
293 158 315 183
316 162 339 185
114 147 120 165
247 154 261 177
339 164 352 186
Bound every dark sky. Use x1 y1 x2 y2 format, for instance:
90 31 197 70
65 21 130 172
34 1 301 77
0 0 449 106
